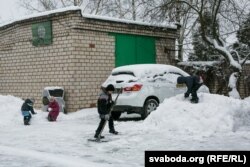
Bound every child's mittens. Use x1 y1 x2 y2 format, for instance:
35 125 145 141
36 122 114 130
48 108 52 112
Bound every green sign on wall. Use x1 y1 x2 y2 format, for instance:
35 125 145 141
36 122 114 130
32 21 52 46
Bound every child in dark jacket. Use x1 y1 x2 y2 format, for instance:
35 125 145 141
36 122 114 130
21 98 36 125
94 84 118 139
177 75 203 103
47 96 60 121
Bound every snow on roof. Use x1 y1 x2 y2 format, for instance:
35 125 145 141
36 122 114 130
44 87 64 91
112 64 189 78
0 6 81 28
82 14 177 29
0 6 177 29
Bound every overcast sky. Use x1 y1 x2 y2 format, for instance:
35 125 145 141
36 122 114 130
0 0 26 23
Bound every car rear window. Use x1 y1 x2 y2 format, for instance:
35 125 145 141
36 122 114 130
112 71 135 76
48 89 64 97
168 72 183 76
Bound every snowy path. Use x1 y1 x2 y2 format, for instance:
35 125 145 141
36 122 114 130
0 145 100 167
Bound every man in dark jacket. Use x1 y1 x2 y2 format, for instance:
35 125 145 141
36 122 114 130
94 84 118 139
177 74 203 103
21 98 36 125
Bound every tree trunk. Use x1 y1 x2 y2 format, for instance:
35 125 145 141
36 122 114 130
74 0 78 6
132 0 136 20
175 0 182 61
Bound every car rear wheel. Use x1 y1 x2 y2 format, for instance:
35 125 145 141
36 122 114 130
141 99 159 119
111 111 122 120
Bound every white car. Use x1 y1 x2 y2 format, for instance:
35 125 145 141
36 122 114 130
102 64 204 119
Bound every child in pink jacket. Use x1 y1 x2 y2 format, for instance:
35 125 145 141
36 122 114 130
47 97 60 121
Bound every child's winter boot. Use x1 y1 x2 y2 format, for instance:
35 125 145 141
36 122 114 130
94 133 105 139
191 98 199 103
109 129 118 135
24 120 30 125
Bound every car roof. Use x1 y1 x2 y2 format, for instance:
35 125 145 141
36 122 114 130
112 64 189 77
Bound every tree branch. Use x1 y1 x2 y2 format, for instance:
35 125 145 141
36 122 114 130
241 53 250 66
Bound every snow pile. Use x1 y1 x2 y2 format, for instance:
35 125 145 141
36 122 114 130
0 95 107 167
143 93 250 136
0 95 23 127
0 95 87 127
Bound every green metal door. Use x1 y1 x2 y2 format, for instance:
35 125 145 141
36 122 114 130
115 34 136 67
115 34 155 67
136 36 156 64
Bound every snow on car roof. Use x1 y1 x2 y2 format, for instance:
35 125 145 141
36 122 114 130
112 64 189 78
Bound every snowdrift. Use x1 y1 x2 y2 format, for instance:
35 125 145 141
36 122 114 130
0 95 94 127
143 93 250 136
0 95 23 127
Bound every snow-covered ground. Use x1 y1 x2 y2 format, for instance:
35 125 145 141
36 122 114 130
1 93 250 167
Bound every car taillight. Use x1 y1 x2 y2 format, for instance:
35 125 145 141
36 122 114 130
123 84 143 91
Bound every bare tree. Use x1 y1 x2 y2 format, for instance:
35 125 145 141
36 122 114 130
163 0 250 98
139 0 199 61
19 0 84 12
132 0 136 20
74 0 81 6
86 0 141 20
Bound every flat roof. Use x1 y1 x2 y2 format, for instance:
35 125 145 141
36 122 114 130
0 6 177 30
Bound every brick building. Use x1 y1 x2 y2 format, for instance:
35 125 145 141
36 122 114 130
0 7 179 112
